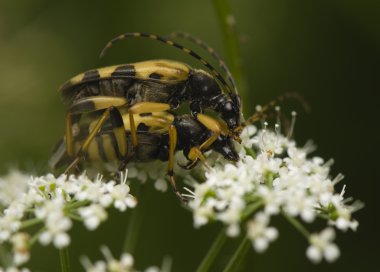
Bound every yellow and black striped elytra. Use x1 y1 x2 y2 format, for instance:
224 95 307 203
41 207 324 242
60 32 243 136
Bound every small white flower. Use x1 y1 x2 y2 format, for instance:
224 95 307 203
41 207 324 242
256 186 281 215
79 204 107 230
39 213 72 248
106 182 136 212
81 258 107 272
282 189 316 223
192 204 214 228
0 203 24 242
246 212 278 253
10 232 30 265
53 232 71 249
306 228 340 263
251 129 287 157
226 224 240 237
145 267 160 272
154 178 168 192
0 170 29 207
325 187 359 231
240 125 257 148
0 267 31 272
82 246 164 272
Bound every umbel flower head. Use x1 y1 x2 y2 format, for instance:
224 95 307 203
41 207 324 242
81 246 170 272
184 118 362 263
0 171 136 266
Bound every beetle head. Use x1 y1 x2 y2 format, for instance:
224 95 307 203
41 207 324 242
190 70 221 101
212 135 239 162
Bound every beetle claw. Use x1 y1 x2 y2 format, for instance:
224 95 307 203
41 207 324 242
178 159 199 170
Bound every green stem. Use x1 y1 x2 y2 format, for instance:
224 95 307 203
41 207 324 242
122 181 143 254
282 211 310 239
29 228 45 247
65 200 91 210
222 237 251 272
20 218 42 229
0 245 12 267
196 201 262 272
196 226 228 272
244 147 257 158
212 0 247 96
67 213 83 221
59 247 71 272
242 200 263 219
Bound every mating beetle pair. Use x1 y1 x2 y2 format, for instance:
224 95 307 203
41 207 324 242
50 32 282 200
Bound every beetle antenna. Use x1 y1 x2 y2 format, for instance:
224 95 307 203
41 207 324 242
287 111 297 139
99 32 234 96
234 92 310 134
166 32 238 98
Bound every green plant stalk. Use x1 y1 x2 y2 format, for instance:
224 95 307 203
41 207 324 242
20 218 42 229
122 181 144 254
196 226 228 272
29 228 45 247
196 203 262 272
222 237 251 272
212 0 247 97
65 200 91 209
0 245 12 267
282 211 310 239
59 247 71 272
242 200 263 219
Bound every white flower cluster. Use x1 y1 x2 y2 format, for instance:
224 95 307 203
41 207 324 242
0 171 136 266
186 125 361 263
127 162 169 193
0 171 29 207
81 246 168 272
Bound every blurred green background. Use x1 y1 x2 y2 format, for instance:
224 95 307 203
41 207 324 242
0 0 378 271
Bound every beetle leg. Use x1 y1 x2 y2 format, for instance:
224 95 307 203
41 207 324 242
127 102 171 149
167 124 186 202
64 106 127 174
69 96 127 114
65 112 75 157
187 114 223 168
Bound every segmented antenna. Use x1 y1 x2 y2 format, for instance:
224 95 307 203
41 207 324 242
234 92 311 133
99 32 233 96
167 32 238 98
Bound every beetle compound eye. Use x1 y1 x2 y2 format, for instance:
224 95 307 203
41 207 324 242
222 102 235 117
221 101 239 129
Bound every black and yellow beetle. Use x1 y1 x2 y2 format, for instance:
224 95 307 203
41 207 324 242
60 32 243 155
